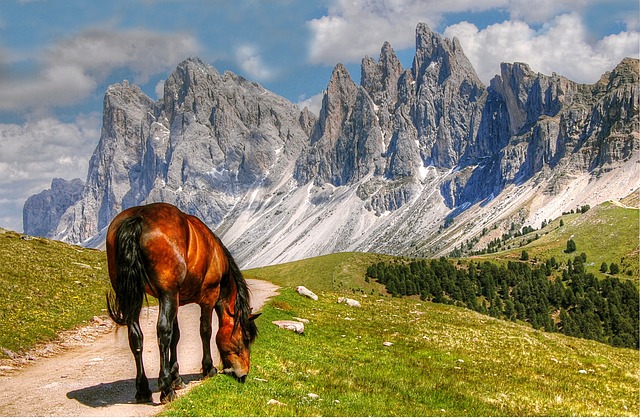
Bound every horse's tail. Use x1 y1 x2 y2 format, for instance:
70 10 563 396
106 215 148 327
223 246 258 344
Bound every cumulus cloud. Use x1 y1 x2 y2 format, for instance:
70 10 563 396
296 92 324 116
0 113 101 231
306 0 524 65
0 27 202 230
507 0 586 24
0 64 97 112
0 28 200 113
47 28 200 84
235 44 275 81
444 13 640 84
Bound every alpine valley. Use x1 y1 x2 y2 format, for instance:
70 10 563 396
24 23 639 268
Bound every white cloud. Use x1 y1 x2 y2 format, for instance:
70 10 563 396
444 13 640 84
507 0 586 24
306 0 507 65
0 64 97 112
235 44 275 81
0 28 200 113
296 92 324 116
155 80 166 100
0 113 101 232
47 28 201 84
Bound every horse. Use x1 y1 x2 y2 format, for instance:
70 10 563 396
105 202 259 404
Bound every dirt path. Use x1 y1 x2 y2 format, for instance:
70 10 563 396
0 279 279 417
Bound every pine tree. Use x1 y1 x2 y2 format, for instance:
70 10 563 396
609 263 620 275
387 279 398 296
565 239 576 253
600 262 608 273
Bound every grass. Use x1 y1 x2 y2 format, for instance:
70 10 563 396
244 252 397 294
162 254 639 417
476 202 639 280
0 229 110 356
162 287 639 416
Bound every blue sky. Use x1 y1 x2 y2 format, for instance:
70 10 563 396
0 0 638 232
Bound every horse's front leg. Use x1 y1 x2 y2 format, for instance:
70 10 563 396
169 317 186 390
199 303 217 377
128 319 152 403
157 295 178 404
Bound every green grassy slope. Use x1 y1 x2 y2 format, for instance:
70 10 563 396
244 251 397 294
0 229 110 355
476 201 639 280
163 252 639 417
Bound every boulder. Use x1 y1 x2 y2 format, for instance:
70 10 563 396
292 317 310 324
272 320 305 334
296 286 318 300
338 297 361 307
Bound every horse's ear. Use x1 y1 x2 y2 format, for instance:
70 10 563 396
249 313 262 321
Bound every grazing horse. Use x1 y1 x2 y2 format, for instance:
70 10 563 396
106 203 259 404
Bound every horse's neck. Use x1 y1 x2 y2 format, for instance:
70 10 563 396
217 276 238 323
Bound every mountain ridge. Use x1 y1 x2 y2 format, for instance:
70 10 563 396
24 23 639 268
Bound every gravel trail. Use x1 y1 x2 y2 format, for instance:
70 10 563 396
0 279 279 417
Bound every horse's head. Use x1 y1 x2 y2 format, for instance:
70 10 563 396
217 312 260 382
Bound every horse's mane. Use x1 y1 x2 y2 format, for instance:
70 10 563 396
223 246 258 345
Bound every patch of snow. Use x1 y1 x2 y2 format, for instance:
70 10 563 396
418 165 430 181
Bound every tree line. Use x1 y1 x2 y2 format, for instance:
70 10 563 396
366 257 638 349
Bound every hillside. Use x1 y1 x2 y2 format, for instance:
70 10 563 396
0 228 110 357
244 252 396 294
469 194 639 280
165 255 639 416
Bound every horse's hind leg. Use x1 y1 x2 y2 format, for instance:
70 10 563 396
128 320 152 403
169 317 185 390
157 294 178 404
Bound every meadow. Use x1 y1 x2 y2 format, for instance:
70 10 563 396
0 229 110 355
163 249 639 416
162 283 638 416
474 201 639 281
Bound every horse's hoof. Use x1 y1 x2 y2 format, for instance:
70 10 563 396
204 366 218 378
135 392 153 404
172 376 187 390
160 390 176 404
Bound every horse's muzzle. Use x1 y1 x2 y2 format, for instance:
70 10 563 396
223 368 247 383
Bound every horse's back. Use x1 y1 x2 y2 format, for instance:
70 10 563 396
107 203 227 304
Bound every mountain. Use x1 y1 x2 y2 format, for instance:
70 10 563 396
24 23 639 268
23 178 84 238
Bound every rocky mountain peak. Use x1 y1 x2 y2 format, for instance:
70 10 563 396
412 22 482 88
23 178 84 237
23 24 638 269
361 41 403 106
603 57 639 89
321 63 358 124
297 63 369 185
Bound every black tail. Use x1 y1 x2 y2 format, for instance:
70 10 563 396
223 246 258 344
106 215 149 326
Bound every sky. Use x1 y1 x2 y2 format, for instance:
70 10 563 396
0 0 638 233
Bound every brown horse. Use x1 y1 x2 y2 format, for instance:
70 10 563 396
106 203 259 404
